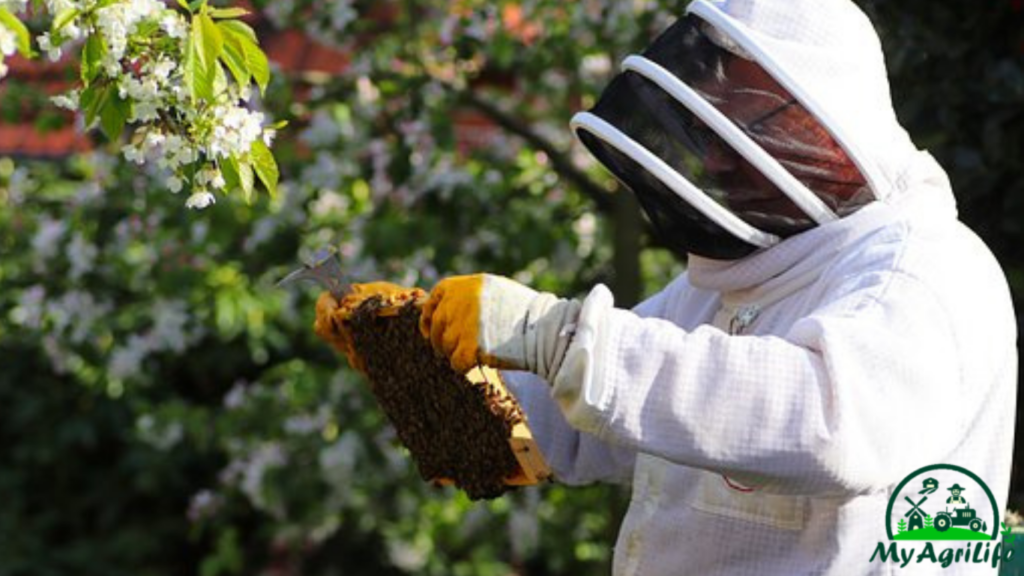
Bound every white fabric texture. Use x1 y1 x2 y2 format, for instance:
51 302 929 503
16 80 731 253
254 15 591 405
503 0 1018 574
480 274 581 380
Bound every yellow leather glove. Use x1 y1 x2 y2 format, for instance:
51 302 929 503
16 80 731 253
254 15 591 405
313 281 415 373
419 274 582 378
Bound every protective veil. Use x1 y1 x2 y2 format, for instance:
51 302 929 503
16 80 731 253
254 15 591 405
571 0 911 259
504 1 1018 575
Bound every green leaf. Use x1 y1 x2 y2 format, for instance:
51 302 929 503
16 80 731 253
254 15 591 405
0 8 34 57
216 19 257 43
52 7 81 34
79 84 102 128
236 157 255 203
79 83 129 139
188 0 206 11
217 22 250 86
81 34 107 84
195 13 224 69
209 7 249 19
186 13 223 102
249 139 278 197
221 155 255 202
217 20 269 94
99 90 130 140
176 0 190 11
134 19 160 40
220 155 241 192
249 46 270 95
212 62 228 100
184 41 211 102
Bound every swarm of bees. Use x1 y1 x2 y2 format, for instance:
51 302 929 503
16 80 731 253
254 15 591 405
328 286 551 500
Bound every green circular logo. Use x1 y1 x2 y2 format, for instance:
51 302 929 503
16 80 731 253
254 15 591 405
885 464 999 541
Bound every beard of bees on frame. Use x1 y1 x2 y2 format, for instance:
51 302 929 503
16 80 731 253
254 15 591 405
347 296 525 500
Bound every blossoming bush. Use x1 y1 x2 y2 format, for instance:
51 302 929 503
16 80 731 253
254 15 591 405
0 0 281 209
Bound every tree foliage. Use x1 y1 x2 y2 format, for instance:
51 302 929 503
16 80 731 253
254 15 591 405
0 0 1020 574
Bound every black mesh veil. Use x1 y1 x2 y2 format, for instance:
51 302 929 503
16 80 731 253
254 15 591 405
573 15 872 260
575 85 763 260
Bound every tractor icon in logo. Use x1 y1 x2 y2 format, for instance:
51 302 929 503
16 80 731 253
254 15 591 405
886 464 999 541
933 506 986 533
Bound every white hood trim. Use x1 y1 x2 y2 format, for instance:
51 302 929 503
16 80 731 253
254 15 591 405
686 0 887 202
570 111 780 248
621 55 839 226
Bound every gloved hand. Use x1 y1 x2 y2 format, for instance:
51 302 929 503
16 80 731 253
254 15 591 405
419 274 582 379
313 281 413 373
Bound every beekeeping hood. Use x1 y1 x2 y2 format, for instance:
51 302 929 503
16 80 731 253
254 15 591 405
571 0 924 260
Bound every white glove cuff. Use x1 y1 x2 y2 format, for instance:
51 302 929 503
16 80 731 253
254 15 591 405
480 275 581 379
523 294 582 381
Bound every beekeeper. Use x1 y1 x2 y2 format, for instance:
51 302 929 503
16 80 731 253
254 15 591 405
415 0 1017 574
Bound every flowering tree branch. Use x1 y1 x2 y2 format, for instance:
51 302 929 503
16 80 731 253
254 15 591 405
0 0 282 209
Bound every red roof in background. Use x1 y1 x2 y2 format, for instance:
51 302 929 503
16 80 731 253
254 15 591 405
263 30 351 77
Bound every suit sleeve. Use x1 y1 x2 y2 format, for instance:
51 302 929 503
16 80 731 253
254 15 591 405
550 266 1013 497
502 370 636 486
497 284 679 486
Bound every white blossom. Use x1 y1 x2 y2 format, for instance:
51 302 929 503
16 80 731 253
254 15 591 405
356 76 380 105
0 0 27 12
150 58 176 81
319 432 361 487
67 232 98 280
195 167 225 190
48 290 111 344
222 381 249 410
0 24 16 57
41 0 72 14
159 11 187 39
109 333 153 380
121 143 146 164
95 0 165 62
157 134 198 170
136 413 184 451
573 212 598 256
207 103 265 159
10 285 46 329
222 442 287 512
50 91 79 111
0 21 19 77
187 489 223 523
329 0 357 33
185 190 215 210
36 32 62 61
31 217 67 262
581 53 612 80
283 406 332 435
150 299 190 353
166 175 183 193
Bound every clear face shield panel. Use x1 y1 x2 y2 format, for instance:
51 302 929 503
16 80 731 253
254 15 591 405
571 15 872 260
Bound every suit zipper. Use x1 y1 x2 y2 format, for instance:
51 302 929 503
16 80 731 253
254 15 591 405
728 304 761 335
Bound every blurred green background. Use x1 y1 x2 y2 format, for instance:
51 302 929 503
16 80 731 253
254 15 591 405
0 1 1021 574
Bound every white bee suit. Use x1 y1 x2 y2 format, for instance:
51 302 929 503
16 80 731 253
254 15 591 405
503 0 1018 574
